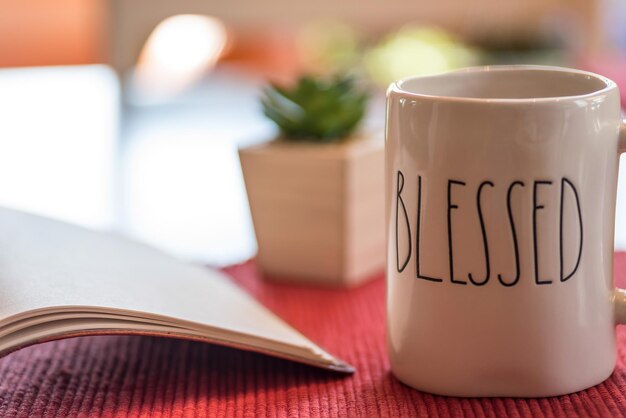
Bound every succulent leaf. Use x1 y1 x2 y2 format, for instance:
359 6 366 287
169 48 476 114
261 74 368 141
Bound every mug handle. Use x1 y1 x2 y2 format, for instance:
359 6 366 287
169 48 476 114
614 119 626 324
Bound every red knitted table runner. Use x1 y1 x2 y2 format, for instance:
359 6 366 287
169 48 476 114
2 255 626 417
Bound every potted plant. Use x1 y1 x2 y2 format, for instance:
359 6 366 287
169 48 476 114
239 75 384 286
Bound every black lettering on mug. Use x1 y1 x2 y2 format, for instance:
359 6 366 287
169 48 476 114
395 171 411 273
533 180 553 285
416 175 443 282
498 181 524 287
468 181 494 286
448 180 467 285
392 176 584 287
560 177 583 282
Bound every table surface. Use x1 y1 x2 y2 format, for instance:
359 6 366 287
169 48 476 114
1 256 626 417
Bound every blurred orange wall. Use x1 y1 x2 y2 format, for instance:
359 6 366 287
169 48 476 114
0 0 104 67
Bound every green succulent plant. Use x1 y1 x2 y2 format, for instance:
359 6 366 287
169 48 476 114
261 74 369 142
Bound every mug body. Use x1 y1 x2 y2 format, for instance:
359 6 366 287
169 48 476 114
385 66 623 397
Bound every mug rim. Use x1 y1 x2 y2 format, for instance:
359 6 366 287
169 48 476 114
389 65 618 104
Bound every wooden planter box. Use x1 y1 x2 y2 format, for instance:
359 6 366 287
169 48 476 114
239 134 384 286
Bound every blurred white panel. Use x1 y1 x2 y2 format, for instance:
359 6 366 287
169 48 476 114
0 65 118 229
123 128 257 265
122 67 270 265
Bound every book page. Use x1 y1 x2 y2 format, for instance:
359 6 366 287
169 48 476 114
0 207 351 371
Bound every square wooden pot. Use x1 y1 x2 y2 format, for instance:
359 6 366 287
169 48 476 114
239 134 384 286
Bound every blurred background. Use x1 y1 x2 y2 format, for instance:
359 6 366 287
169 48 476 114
0 0 625 265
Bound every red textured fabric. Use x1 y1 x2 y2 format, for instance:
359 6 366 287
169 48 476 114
2 256 626 417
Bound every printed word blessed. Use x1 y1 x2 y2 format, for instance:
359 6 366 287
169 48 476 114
395 171 583 287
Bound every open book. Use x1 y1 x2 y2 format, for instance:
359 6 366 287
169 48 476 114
0 207 352 373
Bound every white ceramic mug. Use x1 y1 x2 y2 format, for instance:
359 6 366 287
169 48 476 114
385 65 626 397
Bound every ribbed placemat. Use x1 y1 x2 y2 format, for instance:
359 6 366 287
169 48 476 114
1 255 626 417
